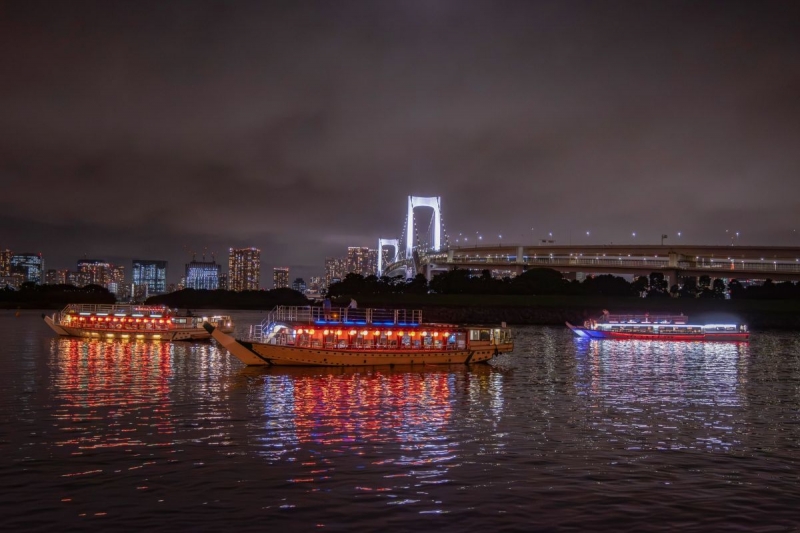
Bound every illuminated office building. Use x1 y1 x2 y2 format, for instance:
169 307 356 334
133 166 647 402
273 267 289 289
185 259 220 290
228 247 261 291
132 259 168 296
11 253 44 284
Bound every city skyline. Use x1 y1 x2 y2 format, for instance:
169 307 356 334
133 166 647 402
2 2 799 284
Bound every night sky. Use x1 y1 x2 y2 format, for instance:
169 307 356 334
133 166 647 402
2 1 799 284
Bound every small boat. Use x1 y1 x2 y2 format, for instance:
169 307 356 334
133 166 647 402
204 305 514 367
566 310 749 341
43 303 234 341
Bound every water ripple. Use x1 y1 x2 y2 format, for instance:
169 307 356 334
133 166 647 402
1 312 799 531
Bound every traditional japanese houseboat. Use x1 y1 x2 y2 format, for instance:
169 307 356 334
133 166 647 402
205 305 513 366
566 311 749 341
44 303 234 341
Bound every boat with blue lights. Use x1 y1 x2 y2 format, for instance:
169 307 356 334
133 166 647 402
44 303 234 341
205 305 514 366
566 311 749 341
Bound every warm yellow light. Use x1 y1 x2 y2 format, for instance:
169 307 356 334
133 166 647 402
373 330 380 336
336 330 342 336
349 329 356 335
398 331 404 336
296 328 303 334
323 329 330 335
421 331 428 336
433 332 439 337
360 330 368 336
409 332 416 337
308 329 315 334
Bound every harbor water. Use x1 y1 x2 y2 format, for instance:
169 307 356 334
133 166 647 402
2 310 799 531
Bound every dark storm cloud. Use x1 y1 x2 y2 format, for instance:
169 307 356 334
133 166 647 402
2 0 800 281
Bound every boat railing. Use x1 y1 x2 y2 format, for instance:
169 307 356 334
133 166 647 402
62 303 169 315
248 306 424 343
267 305 423 326
604 314 689 324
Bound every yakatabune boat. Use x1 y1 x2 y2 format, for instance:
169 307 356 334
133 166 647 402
44 303 234 341
566 311 749 341
205 305 513 367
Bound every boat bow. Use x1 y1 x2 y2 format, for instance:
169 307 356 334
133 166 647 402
204 322 272 365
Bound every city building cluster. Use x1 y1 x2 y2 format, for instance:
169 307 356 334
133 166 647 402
0 244 388 302
324 246 388 288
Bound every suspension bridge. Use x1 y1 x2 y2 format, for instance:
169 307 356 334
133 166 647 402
378 196 800 284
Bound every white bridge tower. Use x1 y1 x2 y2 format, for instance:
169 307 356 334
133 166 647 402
377 238 399 277
406 196 441 259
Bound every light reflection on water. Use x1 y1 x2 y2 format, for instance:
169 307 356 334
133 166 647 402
2 312 800 531
573 338 749 452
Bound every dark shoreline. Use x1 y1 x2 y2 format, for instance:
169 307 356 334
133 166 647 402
8 295 800 330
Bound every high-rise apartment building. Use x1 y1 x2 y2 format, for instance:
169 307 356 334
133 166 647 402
324 257 346 289
11 253 44 284
366 249 379 276
185 259 221 290
68 270 89 287
0 249 12 276
45 269 69 285
291 277 306 292
107 265 126 297
77 259 111 286
132 259 168 296
346 247 369 275
228 247 261 291
273 267 289 289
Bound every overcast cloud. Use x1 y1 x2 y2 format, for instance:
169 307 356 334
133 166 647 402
2 0 799 283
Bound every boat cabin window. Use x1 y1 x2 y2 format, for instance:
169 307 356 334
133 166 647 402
470 329 492 341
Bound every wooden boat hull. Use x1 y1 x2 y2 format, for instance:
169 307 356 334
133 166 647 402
566 321 749 342
207 324 511 367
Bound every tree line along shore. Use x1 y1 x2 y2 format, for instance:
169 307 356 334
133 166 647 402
5 269 800 329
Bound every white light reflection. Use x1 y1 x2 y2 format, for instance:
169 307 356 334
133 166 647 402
573 338 749 451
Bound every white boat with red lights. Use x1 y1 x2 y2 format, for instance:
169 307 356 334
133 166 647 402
44 303 234 341
205 305 513 367
566 311 749 341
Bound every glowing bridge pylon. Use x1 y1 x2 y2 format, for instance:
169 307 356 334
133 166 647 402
377 238 399 277
406 196 441 259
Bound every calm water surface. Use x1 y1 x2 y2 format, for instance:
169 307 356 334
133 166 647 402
2 310 799 532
